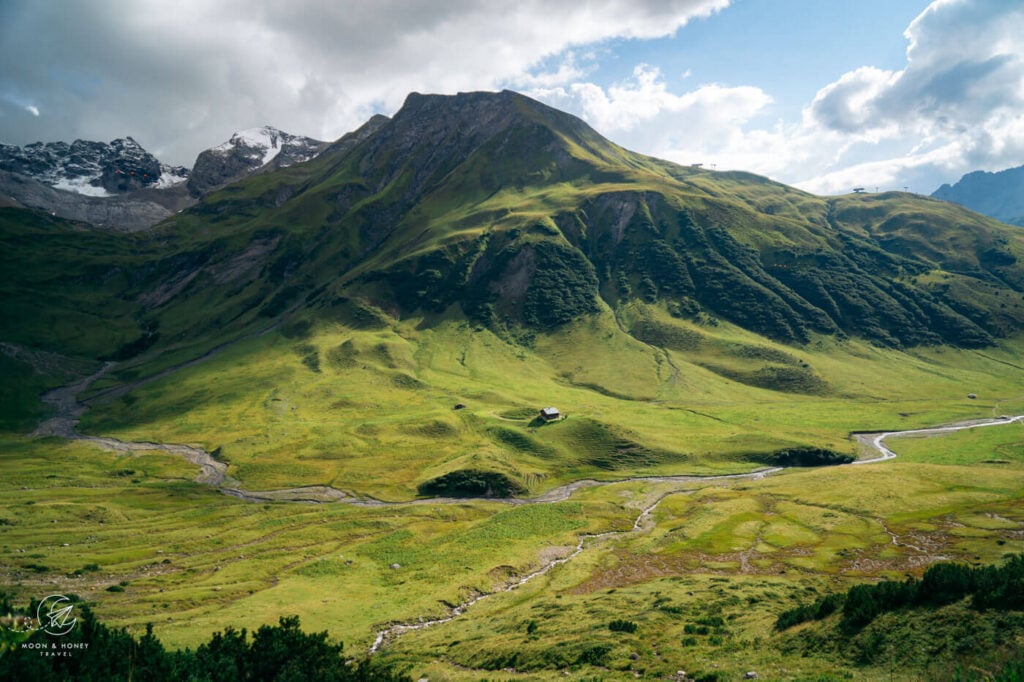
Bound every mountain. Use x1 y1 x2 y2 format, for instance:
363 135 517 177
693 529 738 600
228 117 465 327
0 127 327 230
0 137 187 196
0 136 193 230
932 164 1024 226
104 90 1014 354
4 90 1024 364
186 125 328 196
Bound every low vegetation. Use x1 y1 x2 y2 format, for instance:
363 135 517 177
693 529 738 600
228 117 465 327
417 469 525 498
777 553 1024 633
0 599 410 682
764 446 854 467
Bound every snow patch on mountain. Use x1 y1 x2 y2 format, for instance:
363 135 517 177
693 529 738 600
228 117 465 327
0 137 186 196
186 126 327 195
52 176 113 197
215 126 286 166
155 163 189 189
1 125 327 203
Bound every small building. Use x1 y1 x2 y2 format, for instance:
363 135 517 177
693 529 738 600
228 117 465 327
540 407 561 421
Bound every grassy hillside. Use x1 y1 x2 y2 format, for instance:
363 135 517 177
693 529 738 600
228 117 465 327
73 305 1024 498
7 93 1024 382
2 422 1021 679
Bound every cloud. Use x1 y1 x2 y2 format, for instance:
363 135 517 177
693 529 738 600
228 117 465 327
529 64 772 163
3 0 1020 196
535 1 1024 195
808 67 899 134
0 0 728 165
544 0 1024 195
798 0 1024 192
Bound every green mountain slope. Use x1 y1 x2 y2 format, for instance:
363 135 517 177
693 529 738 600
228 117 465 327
5 90 1023 371
3 90 1024 485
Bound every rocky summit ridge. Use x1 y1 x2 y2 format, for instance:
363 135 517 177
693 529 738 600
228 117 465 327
932 165 1024 227
0 137 187 197
0 126 327 230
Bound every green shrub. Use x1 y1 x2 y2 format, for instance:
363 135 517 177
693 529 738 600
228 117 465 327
608 619 638 633
768 447 854 467
417 469 525 498
577 644 611 666
776 554 1024 632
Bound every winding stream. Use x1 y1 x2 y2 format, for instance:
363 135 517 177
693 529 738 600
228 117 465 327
28 360 1024 652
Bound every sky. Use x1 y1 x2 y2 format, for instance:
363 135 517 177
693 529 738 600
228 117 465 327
2 0 1023 195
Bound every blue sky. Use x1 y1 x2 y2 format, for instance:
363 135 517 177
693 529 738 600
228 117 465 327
2 0 1023 194
607 1 928 120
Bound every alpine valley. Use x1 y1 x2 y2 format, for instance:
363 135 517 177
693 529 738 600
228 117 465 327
2 91 1024 681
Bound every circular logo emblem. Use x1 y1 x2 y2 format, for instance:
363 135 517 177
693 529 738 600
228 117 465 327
36 594 77 636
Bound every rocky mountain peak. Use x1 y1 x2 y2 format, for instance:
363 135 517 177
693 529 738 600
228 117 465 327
350 90 605 202
387 89 581 149
0 136 187 196
186 126 327 196
932 165 1024 226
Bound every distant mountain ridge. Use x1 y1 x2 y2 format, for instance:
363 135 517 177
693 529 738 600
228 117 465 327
932 165 1024 226
0 137 187 196
187 126 327 196
0 126 328 230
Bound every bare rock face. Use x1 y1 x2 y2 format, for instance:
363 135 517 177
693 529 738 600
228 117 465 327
932 165 1024 226
0 127 328 229
0 170 183 232
0 137 186 196
0 136 192 230
186 126 327 196
96 138 164 193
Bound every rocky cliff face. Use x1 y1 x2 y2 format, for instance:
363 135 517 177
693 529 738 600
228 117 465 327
187 126 327 196
0 170 192 231
0 127 327 229
0 137 187 196
932 166 1024 226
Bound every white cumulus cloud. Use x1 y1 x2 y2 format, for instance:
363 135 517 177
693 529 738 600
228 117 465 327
797 0 1024 192
530 0 1024 195
529 64 772 163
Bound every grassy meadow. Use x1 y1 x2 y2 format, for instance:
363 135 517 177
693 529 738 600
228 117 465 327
77 309 1024 499
3 306 1024 679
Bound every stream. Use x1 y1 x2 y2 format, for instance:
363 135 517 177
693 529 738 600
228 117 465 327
28 359 1024 652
